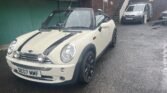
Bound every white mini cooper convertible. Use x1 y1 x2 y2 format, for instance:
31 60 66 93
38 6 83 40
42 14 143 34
6 8 117 84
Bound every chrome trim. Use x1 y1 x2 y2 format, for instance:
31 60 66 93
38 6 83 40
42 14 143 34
18 52 52 64
12 62 52 71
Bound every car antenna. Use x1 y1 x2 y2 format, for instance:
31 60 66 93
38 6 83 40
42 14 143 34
57 0 72 31
67 0 72 10
58 0 61 31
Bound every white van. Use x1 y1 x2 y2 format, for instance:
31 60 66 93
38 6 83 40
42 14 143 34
121 2 153 24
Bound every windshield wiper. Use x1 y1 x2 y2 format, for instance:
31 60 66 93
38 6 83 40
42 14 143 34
64 26 90 29
42 25 61 29
46 26 59 29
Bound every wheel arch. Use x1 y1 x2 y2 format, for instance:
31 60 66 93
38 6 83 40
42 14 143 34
71 43 96 83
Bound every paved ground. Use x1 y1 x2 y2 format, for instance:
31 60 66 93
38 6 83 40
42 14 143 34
1 24 167 93
0 44 8 51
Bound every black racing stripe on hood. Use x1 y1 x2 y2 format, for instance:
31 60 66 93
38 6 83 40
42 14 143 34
18 32 41 51
43 33 76 55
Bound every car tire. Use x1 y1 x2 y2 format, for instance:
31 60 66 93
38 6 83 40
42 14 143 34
110 29 117 48
79 51 96 84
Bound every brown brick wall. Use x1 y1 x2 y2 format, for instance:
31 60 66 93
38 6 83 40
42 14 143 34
80 0 122 16
92 0 114 16
79 0 92 7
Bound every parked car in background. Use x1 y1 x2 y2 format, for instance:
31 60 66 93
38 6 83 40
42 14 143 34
160 10 167 20
6 8 117 85
121 2 153 24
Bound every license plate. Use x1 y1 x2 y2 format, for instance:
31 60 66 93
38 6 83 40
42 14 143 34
17 67 41 77
126 17 133 20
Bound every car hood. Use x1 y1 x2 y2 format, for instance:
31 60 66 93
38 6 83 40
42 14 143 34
124 11 143 16
18 30 84 54
17 30 75 54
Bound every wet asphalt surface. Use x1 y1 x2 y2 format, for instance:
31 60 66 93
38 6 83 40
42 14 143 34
1 24 167 93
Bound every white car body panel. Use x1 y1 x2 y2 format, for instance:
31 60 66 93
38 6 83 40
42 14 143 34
6 9 116 84
124 11 143 16
122 2 152 23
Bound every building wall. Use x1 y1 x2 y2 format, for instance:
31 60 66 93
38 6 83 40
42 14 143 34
0 0 77 44
80 0 124 17
92 0 114 16
79 0 92 7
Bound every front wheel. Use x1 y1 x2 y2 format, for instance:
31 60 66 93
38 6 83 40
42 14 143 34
79 51 96 84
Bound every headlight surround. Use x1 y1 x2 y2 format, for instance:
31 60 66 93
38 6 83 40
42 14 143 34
7 40 17 54
60 44 76 63
123 13 126 17
136 13 144 17
13 51 20 58
136 14 143 17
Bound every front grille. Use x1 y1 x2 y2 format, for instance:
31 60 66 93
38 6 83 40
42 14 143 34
12 62 52 71
19 53 51 63
20 53 38 61
125 15 135 17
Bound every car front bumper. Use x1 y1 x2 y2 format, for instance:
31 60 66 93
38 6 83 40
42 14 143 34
6 56 76 84
122 16 143 23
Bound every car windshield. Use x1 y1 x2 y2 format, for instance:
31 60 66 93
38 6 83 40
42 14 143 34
42 9 92 31
127 4 145 12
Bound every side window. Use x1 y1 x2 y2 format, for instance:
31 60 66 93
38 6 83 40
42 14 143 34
96 15 105 26
144 5 148 12
147 5 150 11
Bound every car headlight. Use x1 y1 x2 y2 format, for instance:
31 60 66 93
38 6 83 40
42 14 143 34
136 13 144 17
13 51 20 58
137 14 143 17
7 40 17 54
60 44 76 63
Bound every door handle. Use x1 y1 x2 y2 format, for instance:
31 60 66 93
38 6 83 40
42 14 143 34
98 27 102 32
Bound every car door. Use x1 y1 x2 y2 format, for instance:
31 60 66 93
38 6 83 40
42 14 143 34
100 16 114 46
94 14 114 56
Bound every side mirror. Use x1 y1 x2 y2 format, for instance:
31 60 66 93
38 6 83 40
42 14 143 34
101 23 108 28
98 27 102 32
98 23 108 32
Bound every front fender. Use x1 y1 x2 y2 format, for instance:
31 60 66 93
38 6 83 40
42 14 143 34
15 30 40 51
71 43 96 83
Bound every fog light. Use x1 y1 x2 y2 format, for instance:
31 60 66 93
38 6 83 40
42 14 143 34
7 48 13 54
60 76 65 80
13 51 20 58
38 55 45 63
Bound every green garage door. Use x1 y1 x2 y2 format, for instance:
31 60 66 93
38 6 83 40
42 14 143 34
0 0 78 45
